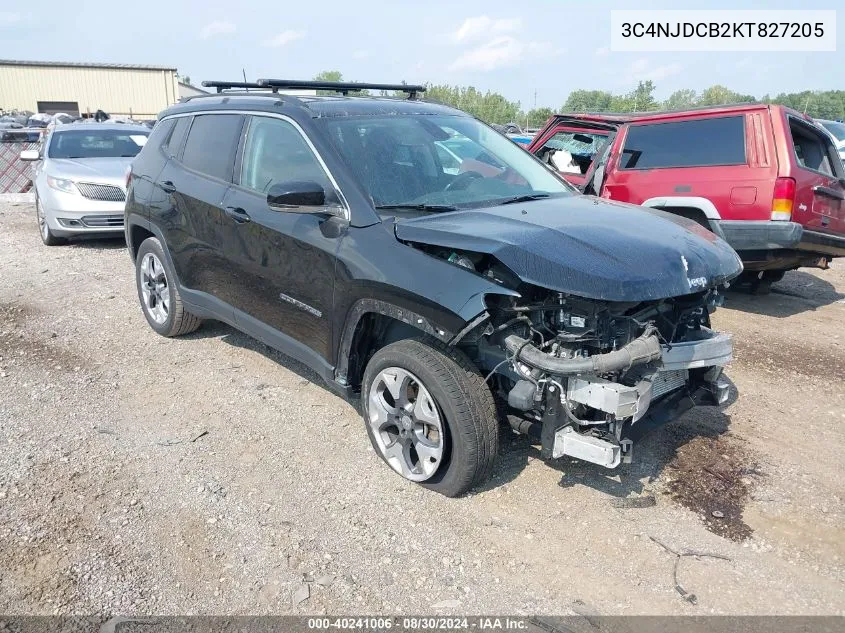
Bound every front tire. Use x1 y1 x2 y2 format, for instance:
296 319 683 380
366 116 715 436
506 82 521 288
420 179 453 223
135 237 202 337
362 338 498 497
35 194 66 246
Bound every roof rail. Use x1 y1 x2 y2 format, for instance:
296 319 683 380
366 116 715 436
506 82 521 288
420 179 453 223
257 79 426 99
201 80 279 94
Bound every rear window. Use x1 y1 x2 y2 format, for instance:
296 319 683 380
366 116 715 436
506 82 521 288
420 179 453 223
143 118 174 152
180 114 244 181
165 117 191 159
790 119 836 176
620 116 746 170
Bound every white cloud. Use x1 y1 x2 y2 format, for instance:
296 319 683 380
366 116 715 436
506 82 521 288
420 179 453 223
450 36 523 71
262 30 305 47
628 58 682 82
448 17 560 72
353 50 370 59
200 21 235 39
595 46 610 57
453 15 522 42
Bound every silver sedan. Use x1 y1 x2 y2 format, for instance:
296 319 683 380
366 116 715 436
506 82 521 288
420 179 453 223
20 123 149 245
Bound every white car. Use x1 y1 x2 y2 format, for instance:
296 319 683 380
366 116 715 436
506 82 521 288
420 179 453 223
20 123 149 245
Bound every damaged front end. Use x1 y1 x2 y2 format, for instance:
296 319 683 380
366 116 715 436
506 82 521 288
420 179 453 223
393 197 741 469
465 285 732 468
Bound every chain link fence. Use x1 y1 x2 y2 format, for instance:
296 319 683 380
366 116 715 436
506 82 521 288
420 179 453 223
0 140 38 193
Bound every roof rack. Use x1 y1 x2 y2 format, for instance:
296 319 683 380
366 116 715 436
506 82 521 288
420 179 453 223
257 79 426 99
201 80 279 94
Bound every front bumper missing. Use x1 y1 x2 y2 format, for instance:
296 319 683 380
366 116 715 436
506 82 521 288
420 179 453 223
543 328 733 468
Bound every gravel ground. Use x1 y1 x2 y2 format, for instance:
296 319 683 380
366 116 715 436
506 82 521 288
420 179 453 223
0 199 843 616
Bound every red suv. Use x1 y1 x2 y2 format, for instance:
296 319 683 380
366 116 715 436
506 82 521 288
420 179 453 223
528 104 845 291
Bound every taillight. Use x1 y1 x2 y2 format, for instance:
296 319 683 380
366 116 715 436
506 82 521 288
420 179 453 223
771 177 795 221
124 167 132 191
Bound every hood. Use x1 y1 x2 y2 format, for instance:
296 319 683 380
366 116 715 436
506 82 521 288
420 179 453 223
394 195 743 302
48 157 134 184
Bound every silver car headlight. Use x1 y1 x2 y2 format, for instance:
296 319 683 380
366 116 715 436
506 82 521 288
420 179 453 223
46 176 78 195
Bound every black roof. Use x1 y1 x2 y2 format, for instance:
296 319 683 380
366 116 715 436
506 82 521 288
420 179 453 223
164 92 464 120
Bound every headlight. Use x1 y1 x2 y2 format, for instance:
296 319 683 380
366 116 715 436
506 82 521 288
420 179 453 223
46 176 78 194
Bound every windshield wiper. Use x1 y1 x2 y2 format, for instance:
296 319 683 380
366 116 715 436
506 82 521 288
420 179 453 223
497 193 551 205
376 203 457 212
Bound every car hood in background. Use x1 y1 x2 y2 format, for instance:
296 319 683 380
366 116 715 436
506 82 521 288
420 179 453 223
48 157 134 184
394 195 743 302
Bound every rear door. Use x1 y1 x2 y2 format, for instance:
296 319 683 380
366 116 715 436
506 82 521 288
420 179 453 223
784 115 845 236
157 113 245 300
220 114 345 362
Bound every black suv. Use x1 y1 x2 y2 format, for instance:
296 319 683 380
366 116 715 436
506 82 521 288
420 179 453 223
125 79 742 497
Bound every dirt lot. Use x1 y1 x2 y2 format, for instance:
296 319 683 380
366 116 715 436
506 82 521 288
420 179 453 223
0 199 843 616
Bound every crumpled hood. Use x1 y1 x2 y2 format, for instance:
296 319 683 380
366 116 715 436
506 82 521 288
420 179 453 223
394 195 743 302
48 157 133 184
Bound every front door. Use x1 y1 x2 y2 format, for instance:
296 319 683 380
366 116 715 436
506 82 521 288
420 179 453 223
221 114 346 362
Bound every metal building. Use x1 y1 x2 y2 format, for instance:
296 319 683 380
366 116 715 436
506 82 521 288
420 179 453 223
0 59 179 120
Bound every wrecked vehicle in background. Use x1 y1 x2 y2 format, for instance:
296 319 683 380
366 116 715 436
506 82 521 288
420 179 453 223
126 79 743 497
528 105 845 293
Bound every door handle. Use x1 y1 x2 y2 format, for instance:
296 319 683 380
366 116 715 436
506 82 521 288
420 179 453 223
159 180 176 194
224 206 251 223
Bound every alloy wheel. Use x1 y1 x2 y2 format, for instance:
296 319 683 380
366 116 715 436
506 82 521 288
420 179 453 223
139 253 170 324
367 366 445 481
36 198 48 241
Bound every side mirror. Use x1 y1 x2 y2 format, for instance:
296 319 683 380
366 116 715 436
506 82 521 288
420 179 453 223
266 181 344 217
20 149 40 161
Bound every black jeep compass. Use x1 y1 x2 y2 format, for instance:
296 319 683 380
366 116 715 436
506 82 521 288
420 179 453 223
125 79 742 496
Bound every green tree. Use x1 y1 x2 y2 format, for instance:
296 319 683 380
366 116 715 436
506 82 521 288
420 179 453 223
627 80 658 112
563 90 614 112
664 89 697 111
524 107 554 129
697 85 754 107
424 84 522 125
313 70 369 96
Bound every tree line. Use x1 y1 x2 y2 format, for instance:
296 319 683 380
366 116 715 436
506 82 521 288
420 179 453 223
314 72 845 128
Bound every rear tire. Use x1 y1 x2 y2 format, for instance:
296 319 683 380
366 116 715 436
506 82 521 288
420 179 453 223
35 194 66 246
135 237 202 337
361 338 498 497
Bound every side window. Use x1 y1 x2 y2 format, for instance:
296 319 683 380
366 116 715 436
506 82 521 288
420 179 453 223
435 143 461 175
143 118 174 153
620 116 746 169
165 117 190 159
239 116 333 195
181 114 244 181
790 120 835 176
538 130 607 174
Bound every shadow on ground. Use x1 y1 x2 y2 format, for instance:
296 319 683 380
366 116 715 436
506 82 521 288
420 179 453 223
65 236 127 250
182 319 360 410
486 378 738 500
726 270 844 318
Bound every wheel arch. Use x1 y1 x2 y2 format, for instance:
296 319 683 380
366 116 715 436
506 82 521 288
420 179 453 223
640 196 726 239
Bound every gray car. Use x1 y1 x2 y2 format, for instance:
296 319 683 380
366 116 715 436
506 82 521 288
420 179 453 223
20 123 150 245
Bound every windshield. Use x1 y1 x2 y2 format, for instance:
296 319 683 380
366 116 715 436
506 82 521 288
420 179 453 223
48 129 149 159
820 121 845 143
321 114 573 209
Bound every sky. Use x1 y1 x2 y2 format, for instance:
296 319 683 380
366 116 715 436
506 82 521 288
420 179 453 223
1 1 842 110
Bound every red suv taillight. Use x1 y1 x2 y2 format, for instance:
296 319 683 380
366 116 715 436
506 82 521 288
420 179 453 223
124 167 132 191
771 177 795 221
